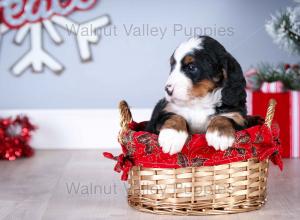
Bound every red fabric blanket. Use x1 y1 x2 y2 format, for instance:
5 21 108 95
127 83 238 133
104 121 283 181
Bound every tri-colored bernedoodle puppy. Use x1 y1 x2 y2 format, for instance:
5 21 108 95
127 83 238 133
146 36 251 155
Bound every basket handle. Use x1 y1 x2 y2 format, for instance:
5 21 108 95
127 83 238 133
264 99 277 128
118 100 133 139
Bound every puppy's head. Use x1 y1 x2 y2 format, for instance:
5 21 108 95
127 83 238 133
165 36 246 107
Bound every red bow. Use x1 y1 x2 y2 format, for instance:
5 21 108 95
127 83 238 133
103 152 133 181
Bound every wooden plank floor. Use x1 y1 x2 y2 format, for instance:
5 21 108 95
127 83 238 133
0 150 299 220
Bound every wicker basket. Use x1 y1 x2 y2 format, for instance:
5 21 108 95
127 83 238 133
118 99 277 215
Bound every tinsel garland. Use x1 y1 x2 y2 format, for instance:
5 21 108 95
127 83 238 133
266 6 300 54
0 116 36 160
245 63 300 91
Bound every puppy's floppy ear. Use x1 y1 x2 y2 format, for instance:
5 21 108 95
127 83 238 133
220 52 247 115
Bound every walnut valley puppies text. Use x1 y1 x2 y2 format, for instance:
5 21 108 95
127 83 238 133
65 24 235 39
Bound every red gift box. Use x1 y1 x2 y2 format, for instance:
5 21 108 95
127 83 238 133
248 91 300 158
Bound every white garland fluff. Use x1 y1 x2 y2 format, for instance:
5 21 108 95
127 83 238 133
266 6 300 54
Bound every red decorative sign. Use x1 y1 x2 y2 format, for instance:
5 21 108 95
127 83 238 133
0 0 97 29
0 0 110 76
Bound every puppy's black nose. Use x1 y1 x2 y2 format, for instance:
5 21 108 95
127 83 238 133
165 85 173 96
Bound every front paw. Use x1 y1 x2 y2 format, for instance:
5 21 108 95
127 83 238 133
206 130 235 151
158 128 188 155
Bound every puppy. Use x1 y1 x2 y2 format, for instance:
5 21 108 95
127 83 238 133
146 36 247 155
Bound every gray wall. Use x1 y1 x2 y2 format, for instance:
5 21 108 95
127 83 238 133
0 0 298 109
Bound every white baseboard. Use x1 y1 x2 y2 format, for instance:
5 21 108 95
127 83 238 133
1 103 253 149
0 109 152 149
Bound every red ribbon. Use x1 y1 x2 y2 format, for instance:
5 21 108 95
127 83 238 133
103 152 133 181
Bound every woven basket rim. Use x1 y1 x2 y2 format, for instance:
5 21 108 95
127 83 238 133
127 158 269 215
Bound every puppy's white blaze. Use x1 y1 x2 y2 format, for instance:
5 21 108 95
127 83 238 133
166 38 203 103
206 130 235 151
174 37 203 62
158 128 188 155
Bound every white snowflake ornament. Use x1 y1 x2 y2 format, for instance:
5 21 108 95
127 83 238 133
0 0 111 76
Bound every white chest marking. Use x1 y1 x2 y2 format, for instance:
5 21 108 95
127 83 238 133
169 104 214 133
167 89 223 134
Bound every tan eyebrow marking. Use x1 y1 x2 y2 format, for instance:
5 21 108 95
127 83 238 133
183 55 195 65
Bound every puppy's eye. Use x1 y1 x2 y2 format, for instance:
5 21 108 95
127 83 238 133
186 63 198 73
